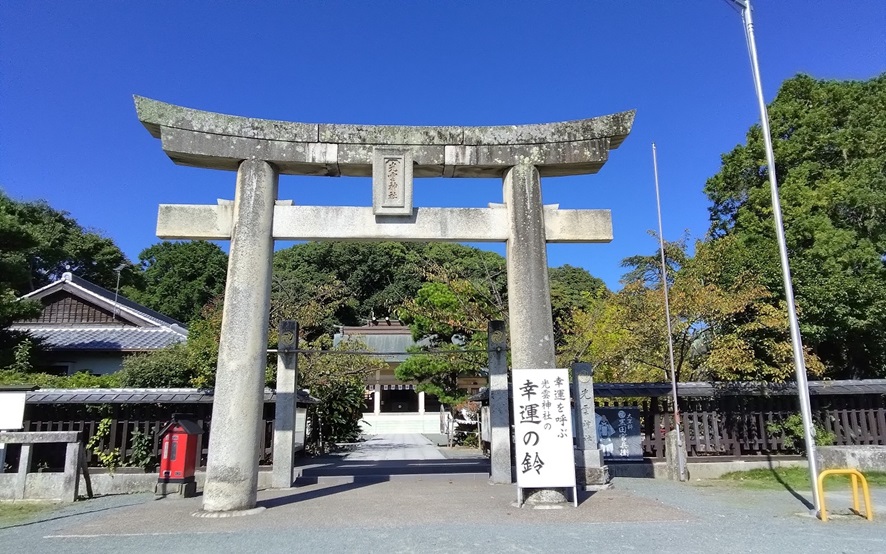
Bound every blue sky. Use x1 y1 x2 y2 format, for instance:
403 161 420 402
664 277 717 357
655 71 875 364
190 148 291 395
1 1 883 290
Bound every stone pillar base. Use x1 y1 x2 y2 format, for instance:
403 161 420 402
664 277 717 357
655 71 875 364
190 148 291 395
577 466 612 490
518 487 570 508
155 480 197 498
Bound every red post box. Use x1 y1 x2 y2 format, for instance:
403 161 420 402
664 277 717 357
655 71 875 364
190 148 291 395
155 413 203 497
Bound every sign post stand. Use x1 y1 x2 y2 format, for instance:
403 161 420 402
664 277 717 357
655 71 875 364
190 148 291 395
512 368 577 507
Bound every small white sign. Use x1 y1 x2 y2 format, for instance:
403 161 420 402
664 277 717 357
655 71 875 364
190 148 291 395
512 368 576 489
0 391 27 430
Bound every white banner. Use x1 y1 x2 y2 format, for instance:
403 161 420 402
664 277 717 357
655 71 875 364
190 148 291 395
512 368 576 489
0 391 27 430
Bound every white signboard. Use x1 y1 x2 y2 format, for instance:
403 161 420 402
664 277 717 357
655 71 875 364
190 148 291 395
512 368 576 489
0 391 27 430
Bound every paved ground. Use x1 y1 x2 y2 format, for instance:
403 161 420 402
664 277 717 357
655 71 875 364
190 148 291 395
2 434 885 553
342 433 445 461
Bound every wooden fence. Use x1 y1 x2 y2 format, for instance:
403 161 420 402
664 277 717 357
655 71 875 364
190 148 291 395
17 418 275 468
596 394 886 459
14 382 885 468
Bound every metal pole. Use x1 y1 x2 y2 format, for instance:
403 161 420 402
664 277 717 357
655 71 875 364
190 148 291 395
734 0 820 515
652 143 686 482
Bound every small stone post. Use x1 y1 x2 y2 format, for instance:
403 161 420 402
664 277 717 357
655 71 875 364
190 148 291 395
571 362 610 488
272 320 299 489
202 159 278 513
487 320 512 484
503 164 566 504
665 430 689 481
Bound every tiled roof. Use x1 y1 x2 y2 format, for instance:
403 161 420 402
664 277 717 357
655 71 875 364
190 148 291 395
13 272 188 352
20 326 186 351
22 272 182 328
334 323 432 363
469 380 886 401
26 388 320 405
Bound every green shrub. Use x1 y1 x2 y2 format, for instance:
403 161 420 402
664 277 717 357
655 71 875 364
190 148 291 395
458 432 479 448
127 430 156 470
307 375 367 451
85 418 122 471
0 369 120 388
766 413 835 454
119 344 193 388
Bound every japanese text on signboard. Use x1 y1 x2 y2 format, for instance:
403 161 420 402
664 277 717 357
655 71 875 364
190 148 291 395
512 368 576 488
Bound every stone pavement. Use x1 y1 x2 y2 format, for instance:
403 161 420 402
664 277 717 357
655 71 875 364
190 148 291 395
342 433 445 461
2 435 885 553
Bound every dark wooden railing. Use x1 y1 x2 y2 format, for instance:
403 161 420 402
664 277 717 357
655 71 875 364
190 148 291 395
595 394 885 459
17 381 885 467
18 418 275 468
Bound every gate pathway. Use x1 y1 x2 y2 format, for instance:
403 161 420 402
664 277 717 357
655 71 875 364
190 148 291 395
294 433 488 484
343 433 445 461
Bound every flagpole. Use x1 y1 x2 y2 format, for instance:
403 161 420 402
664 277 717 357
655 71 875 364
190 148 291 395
729 0 820 515
652 143 686 482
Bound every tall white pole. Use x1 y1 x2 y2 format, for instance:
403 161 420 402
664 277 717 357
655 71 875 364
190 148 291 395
652 143 686 482
734 0 820 515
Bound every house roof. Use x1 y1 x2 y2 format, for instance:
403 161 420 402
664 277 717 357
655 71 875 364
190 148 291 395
20 327 187 351
333 321 431 363
11 272 187 352
25 387 320 405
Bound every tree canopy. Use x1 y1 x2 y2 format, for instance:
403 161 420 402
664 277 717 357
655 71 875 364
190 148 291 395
704 73 886 378
0 189 133 293
123 240 228 324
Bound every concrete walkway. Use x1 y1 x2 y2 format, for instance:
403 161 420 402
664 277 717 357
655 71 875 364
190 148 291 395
2 476 885 553
3 437 884 553
294 433 488 484
343 433 445 461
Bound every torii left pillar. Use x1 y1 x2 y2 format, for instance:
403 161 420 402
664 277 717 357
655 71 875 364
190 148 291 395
202 159 278 514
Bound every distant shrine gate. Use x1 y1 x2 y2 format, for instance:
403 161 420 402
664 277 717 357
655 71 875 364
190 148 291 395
135 96 634 513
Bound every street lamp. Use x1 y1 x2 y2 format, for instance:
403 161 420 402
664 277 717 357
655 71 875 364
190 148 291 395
726 0 820 515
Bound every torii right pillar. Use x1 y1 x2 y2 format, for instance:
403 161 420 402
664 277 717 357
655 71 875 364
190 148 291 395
504 163 566 505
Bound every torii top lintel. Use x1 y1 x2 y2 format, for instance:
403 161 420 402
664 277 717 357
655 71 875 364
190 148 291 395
134 96 635 178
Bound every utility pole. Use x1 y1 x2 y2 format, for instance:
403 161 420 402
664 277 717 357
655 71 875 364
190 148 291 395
651 143 686 482
727 0 820 515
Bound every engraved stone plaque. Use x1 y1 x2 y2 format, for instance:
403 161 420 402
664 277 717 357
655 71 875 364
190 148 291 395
372 147 413 216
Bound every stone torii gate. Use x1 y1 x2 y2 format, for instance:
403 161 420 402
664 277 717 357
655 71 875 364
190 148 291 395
135 96 634 513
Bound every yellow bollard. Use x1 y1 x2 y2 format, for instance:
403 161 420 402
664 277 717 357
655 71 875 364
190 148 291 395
816 468 874 522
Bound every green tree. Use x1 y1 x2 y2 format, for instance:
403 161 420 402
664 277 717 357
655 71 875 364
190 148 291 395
298 335 385 448
271 241 515 334
704 73 886 378
124 241 228 324
397 260 507 406
0 190 133 293
0 210 42 367
549 264 608 347
272 242 426 330
561 237 825 383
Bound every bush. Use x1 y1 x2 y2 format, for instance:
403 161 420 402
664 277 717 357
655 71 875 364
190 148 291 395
306 375 367 451
0 369 121 388
766 413 835 454
118 344 194 388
